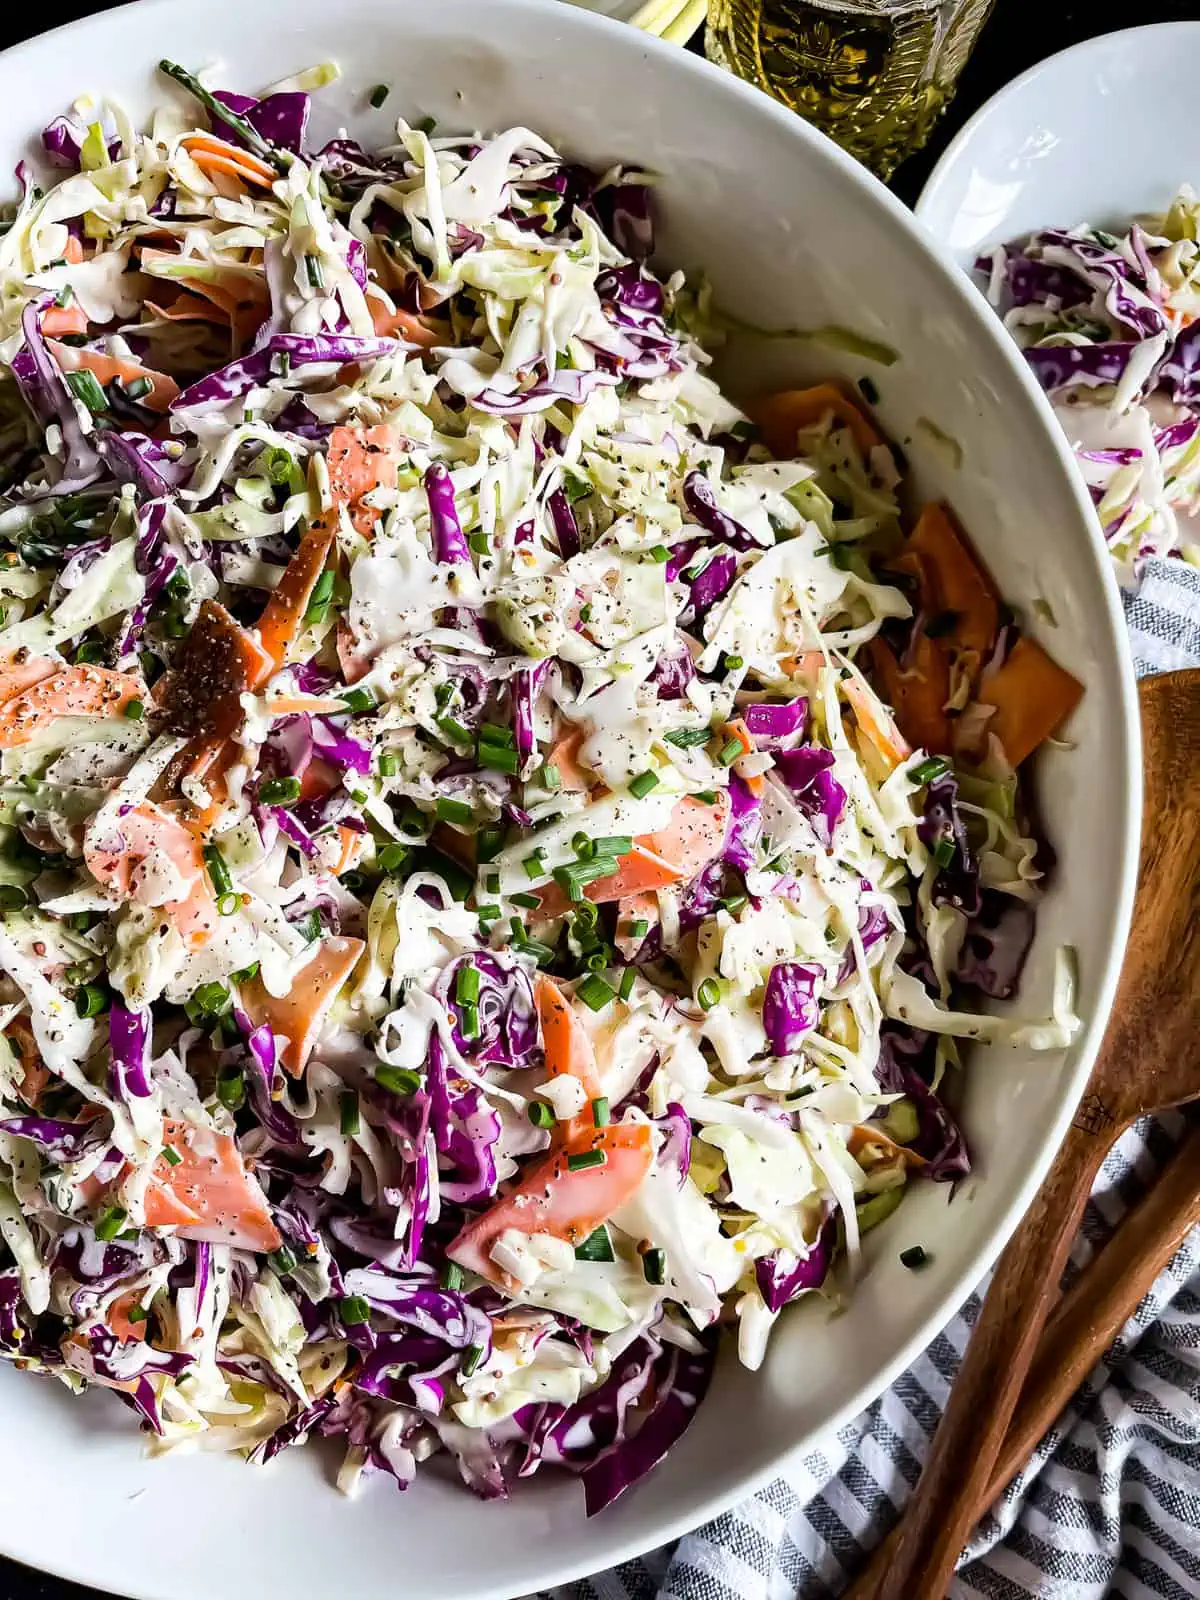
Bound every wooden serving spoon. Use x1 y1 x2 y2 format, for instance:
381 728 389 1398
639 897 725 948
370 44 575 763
844 669 1200 1600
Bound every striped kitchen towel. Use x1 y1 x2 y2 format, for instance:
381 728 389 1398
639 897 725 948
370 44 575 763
553 555 1200 1600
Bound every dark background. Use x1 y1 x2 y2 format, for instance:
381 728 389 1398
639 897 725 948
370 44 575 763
0 1 1194 1597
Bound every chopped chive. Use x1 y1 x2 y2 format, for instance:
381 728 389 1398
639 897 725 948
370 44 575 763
574 1225 615 1262
541 762 562 791
476 904 502 924
573 900 600 930
642 1246 667 1285
368 83 390 108
74 983 107 1018
590 836 633 857
378 842 408 874
513 937 555 965
482 871 500 894
528 1099 556 1129
552 858 618 899
479 722 515 748
511 892 540 910
217 892 240 917
339 686 374 714
478 743 519 774
437 714 472 744
376 1065 421 1097
591 1096 610 1127
305 253 325 290
932 836 956 869
694 789 718 804
192 981 231 1016
629 770 659 798
576 974 616 1012
231 961 260 983
647 544 670 563
627 918 649 939
441 1261 464 1291
66 369 108 414
909 756 949 786
585 951 610 972
572 832 594 859
664 727 712 748
122 698 145 722
217 1067 245 1112
460 1342 484 1377
717 739 743 767
378 752 400 777
900 1245 930 1271
567 1148 607 1171
522 850 546 879
509 916 525 940
159 59 283 166
435 797 473 826
259 776 301 805
161 1144 183 1167
270 1244 298 1276
697 977 721 1010
339 1090 360 1136
718 894 748 915
123 375 153 401
94 1206 128 1242
455 964 481 1005
618 967 636 1001
339 1294 370 1326
203 844 232 898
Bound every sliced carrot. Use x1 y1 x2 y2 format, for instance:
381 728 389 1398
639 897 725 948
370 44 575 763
446 1121 653 1289
536 792 730 918
158 599 275 739
181 134 277 192
843 669 915 773
240 936 364 1077
544 727 594 793
336 617 371 685
0 652 58 708
106 1291 149 1344
719 718 764 797
7 1017 48 1108
327 425 405 538
748 383 882 459
63 237 84 266
536 975 603 1142
49 339 178 413
0 665 143 749
41 302 89 337
255 519 336 675
975 637 1084 768
865 636 951 759
332 825 365 876
83 798 217 948
265 695 347 717
146 1117 281 1252
367 291 444 348
903 503 999 659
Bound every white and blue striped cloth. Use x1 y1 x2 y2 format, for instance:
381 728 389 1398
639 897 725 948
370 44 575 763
555 556 1200 1600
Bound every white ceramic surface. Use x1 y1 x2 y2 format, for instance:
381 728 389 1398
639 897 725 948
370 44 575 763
916 22 1200 266
0 5 1140 1598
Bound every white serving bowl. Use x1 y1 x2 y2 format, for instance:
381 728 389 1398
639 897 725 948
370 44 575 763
0 4 1140 1598
916 22 1200 267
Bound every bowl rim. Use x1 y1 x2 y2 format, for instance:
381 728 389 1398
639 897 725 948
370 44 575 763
914 20 1200 254
0 1 1142 1595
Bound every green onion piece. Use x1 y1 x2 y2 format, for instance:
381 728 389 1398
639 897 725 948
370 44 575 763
339 1294 370 1326
340 686 374 713
368 83 390 108
217 892 240 917
124 375 153 401
478 743 519 775
158 60 283 166
900 1245 930 1271
66 369 108 414
584 951 609 973
909 756 949 786
618 967 636 1001
126 1304 149 1326
697 977 721 1010
476 905 501 925
510 892 540 910
468 531 490 556
94 1206 128 1242
573 900 600 931
378 752 400 777
552 858 618 901
717 739 743 767
567 1148 607 1172
527 1100 556 1129
435 797 473 826
160 1145 183 1167
718 894 748 916
522 850 545 879
74 983 108 1018
579 603 592 622
590 836 634 857
932 836 956 869
193 981 231 1017
629 770 659 798
301 568 335 626
441 1261 464 1291
724 654 744 671
647 544 670 563
694 789 718 804
217 1067 245 1112
574 1226 614 1263
74 640 107 665
475 826 504 863
123 698 145 722
203 844 232 898
305 253 325 290
541 762 562 790
270 350 292 379
231 961 260 984
378 842 408 874
437 714 472 744
642 1245 667 1285
458 1003 480 1039
513 936 555 965
259 776 301 806
455 964 481 1005
460 1343 484 1377
479 722 515 748
376 1065 421 1097
572 832 594 859
576 974 616 1012
270 1244 298 1276
664 727 712 748
339 1090 360 1136
591 1096 610 1127
627 918 649 938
